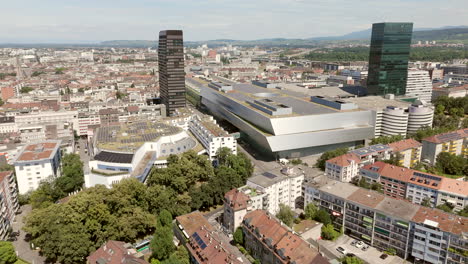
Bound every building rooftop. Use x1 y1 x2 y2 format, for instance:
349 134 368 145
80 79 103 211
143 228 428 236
346 95 410 110
347 188 386 209
175 211 213 237
351 144 392 158
412 207 468 236
87 240 149 264
387 138 422 152
422 129 468 144
15 140 61 163
318 181 360 199
95 121 182 152
0 171 13 182
326 153 361 167
243 210 327 264
224 188 251 211
248 167 304 188
207 82 367 118
375 196 420 220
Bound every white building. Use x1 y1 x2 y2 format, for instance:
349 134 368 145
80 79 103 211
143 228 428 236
0 171 19 240
14 140 61 194
246 167 304 215
405 70 433 102
77 113 101 136
15 111 79 133
325 153 361 182
189 115 237 160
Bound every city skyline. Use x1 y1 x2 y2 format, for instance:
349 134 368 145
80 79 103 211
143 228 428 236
0 0 467 43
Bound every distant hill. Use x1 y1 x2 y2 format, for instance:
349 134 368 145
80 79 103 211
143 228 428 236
99 26 468 47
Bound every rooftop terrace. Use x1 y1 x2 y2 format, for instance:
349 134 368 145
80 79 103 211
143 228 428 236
96 121 182 152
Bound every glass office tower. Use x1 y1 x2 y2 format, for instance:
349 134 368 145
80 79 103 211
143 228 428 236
158 30 186 116
367 22 413 96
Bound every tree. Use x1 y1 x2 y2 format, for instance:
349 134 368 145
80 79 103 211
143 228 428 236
233 227 244 245
78 88 85 93
161 246 190 264
276 204 295 227
24 179 157 263
340 256 363 264
421 198 431 207
321 224 340 241
383 152 403 166
159 209 173 227
370 182 383 193
458 206 468 217
436 202 455 213
150 226 175 260
0 98 3 106
314 209 331 225
370 135 404 145
0 241 17 264
435 152 467 176
55 67 65 74
316 147 348 170
20 86 33 94
385 248 397 256
304 203 318 220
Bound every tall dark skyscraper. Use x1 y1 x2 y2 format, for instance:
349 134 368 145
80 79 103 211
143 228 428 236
158 30 186 116
367 22 413 96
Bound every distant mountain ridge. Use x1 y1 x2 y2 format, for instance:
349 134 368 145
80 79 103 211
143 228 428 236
99 26 468 47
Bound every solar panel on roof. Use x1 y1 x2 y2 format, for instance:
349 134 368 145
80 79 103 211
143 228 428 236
192 232 207 249
262 172 277 179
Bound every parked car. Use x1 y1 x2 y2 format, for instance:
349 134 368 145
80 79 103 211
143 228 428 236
362 245 370 251
355 241 364 249
346 253 356 257
336 247 347 255
351 239 359 246
380 254 389 260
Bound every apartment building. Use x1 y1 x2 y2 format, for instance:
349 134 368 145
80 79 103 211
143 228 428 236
14 140 61 194
0 171 19 240
246 167 304 215
325 144 392 182
188 115 237 160
307 181 467 263
87 240 149 264
387 138 422 168
14 111 79 132
325 153 361 182
77 112 101 136
405 70 433 102
422 129 468 165
241 210 328 264
223 187 267 232
175 211 246 264
360 162 467 211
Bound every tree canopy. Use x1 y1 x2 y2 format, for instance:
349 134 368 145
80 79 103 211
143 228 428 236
276 204 295 227
370 135 404 145
0 241 17 264
435 152 468 176
316 147 348 170
24 179 157 264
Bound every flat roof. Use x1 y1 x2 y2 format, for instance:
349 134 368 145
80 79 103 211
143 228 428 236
213 83 361 117
318 181 360 199
16 140 61 163
375 196 420 220
96 121 182 152
346 96 410 110
248 167 303 188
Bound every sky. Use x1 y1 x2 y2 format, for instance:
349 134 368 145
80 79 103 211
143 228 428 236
0 0 467 43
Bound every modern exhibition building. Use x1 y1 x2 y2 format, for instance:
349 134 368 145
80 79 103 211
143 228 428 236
201 82 374 159
85 121 200 188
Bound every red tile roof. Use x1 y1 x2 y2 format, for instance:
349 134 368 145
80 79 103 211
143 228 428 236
224 188 250 211
326 153 361 167
422 129 468 144
0 171 12 182
243 210 326 264
186 226 243 264
87 240 149 264
17 141 59 162
387 138 422 152
176 211 213 237
412 207 468 235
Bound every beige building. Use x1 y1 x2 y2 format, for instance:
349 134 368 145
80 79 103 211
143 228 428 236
387 138 422 168
325 153 361 182
422 129 468 165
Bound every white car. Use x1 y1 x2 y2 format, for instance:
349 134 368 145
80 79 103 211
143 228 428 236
355 241 364 249
336 247 347 255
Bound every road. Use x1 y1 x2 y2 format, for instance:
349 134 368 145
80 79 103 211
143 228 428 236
12 205 47 264
77 138 90 174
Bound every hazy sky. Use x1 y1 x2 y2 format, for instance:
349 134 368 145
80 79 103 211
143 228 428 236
1 0 467 43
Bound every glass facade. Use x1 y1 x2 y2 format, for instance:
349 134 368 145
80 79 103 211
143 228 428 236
367 22 413 96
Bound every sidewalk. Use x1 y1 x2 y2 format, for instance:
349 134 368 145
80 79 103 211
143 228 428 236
12 205 47 264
